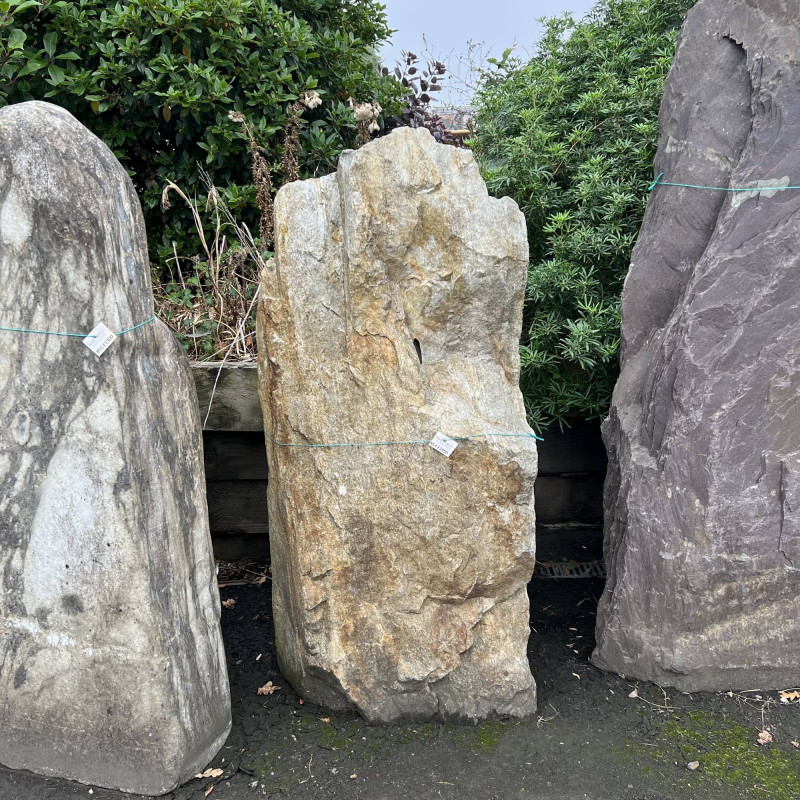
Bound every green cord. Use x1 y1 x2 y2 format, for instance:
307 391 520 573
114 316 157 336
0 315 156 338
265 430 543 449
648 172 800 193
0 326 85 338
3 315 541 449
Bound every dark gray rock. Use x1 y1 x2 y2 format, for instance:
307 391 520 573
593 0 800 691
0 102 231 794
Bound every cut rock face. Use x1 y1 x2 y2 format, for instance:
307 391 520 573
258 127 537 723
0 102 231 794
594 0 800 691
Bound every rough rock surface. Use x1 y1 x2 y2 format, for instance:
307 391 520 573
594 0 800 691
257 127 537 723
0 102 231 794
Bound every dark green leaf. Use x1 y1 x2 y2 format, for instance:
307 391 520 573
7 28 26 50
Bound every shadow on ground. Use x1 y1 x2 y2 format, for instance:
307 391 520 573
2 571 799 800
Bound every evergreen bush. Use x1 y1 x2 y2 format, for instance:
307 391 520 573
0 0 404 271
472 0 694 428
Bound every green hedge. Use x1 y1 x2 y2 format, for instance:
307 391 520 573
0 0 404 271
472 0 694 428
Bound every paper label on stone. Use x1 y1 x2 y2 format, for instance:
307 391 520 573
429 431 458 457
83 322 116 356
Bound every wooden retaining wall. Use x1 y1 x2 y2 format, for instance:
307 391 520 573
193 363 607 560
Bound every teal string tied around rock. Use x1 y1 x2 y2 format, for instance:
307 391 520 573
648 172 800 193
647 172 665 192
0 315 156 339
114 317 157 336
264 430 544 449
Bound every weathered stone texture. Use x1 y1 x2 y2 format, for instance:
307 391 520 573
594 0 800 691
258 127 537 722
0 102 230 794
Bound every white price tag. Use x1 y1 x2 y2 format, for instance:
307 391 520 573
429 431 458 457
83 322 117 356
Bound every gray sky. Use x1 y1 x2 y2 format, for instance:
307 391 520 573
381 0 597 103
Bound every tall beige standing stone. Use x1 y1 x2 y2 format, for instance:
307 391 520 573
257 127 537 723
0 102 231 795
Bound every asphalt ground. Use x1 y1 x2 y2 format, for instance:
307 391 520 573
2 571 799 800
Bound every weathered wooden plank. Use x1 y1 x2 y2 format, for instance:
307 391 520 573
534 474 604 526
203 432 268 481
205 474 603 533
193 368 607 544
192 362 262 431
205 474 603 548
192 363 609 482
210 524 605 564
211 533 270 561
204 470 604 531
206 480 269 534
199 427 605 530
537 421 607 475
535 526 604 562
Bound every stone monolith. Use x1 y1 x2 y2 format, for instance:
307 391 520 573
0 102 231 794
594 0 800 691
257 127 537 722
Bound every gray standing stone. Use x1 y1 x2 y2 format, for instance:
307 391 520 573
0 102 231 794
594 0 800 691
257 127 537 723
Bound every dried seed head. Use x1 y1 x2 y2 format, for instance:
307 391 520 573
299 91 322 110
353 102 374 122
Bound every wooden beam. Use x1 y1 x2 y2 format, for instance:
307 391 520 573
206 480 269 534
534 474 603 525
203 432 268 481
537 421 607 475
192 362 262 431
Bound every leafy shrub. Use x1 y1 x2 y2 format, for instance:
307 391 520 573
378 50 454 143
472 0 694 428
0 0 404 272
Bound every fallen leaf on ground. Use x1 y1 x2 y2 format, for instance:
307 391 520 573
791 741 799 749
299 698 304 705
195 768 223 779
628 689 638 699
779 689 800 703
321 717 331 723
257 681 280 696
687 761 700 771
757 730 773 745
204 786 215 797
222 599 236 609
